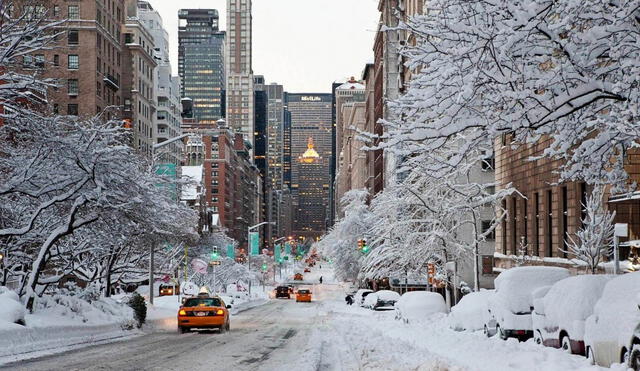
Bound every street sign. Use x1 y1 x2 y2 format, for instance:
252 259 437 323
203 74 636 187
615 223 628 237
274 244 281 262
209 261 221 266
250 232 260 256
227 244 235 259
284 242 291 255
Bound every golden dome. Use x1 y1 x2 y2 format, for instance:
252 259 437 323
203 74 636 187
299 137 320 163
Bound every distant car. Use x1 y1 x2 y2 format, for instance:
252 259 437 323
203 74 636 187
449 290 494 331
159 284 178 296
585 272 640 368
275 286 291 299
630 299 640 371
532 275 611 355
294 273 304 281
354 289 374 306
363 290 400 311
177 295 231 333
304 268 311 273
395 291 447 323
485 266 570 340
296 289 312 303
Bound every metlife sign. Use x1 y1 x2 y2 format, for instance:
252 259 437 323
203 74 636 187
286 93 332 103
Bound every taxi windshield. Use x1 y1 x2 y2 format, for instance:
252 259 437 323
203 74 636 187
183 298 222 307
298 290 310 294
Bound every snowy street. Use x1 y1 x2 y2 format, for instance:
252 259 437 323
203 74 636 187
3 267 621 371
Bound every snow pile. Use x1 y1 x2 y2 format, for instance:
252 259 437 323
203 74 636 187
28 294 135 329
493 267 570 314
585 271 640 361
449 290 493 331
363 292 379 308
0 287 25 329
542 275 611 339
396 291 447 323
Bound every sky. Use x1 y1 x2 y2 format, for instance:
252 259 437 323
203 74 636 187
148 0 380 93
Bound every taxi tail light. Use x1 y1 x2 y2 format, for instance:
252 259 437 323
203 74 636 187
179 309 187 316
216 309 224 315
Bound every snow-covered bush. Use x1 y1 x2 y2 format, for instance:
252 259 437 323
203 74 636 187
0 287 25 327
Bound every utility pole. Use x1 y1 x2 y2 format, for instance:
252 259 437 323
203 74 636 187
149 241 155 305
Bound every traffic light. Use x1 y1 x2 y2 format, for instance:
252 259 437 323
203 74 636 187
360 239 369 254
261 263 268 271
211 246 220 261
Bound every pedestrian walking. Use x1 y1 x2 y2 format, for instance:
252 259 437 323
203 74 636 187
319 276 323 284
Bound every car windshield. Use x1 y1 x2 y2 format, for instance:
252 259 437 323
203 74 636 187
183 298 222 307
277 287 288 292
298 290 310 294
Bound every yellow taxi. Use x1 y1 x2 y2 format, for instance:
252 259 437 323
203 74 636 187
177 294 231 333
296 289 312 303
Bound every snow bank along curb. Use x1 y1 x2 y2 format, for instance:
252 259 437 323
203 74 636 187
0 323 140 365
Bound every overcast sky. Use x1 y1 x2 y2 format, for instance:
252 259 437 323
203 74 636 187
147 0 380 93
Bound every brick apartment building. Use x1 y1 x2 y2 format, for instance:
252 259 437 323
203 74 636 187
182 118 260 251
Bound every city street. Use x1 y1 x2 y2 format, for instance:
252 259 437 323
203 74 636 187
4 268 611 371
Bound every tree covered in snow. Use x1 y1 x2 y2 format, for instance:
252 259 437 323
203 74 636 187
0 3 198 309
564 186 615 274
317 189 371 282
378 0 640 191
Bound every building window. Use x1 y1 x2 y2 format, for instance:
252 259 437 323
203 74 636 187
34 54 45 68
53 5 60 17
22 55 32 67
481 220 495 240
67 79 78 95
534 192 540 256
67 104 79 116
68 55 79 69
53 54 60 66
68 30 79 45
561 186 568 258
482 256 494 275
68 5 80 19
53 104 59 114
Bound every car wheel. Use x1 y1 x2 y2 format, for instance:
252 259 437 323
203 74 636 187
179 326 189 334
484 325 490 338
561 335 572 354
534 331 542 345
630 344 640 371
497 325 507 341
622 347 629 365
226 322 231 332
586 346 595 365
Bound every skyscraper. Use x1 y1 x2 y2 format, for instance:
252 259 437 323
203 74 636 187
226 0 255 154
266 83 285 191
138 1 182 165
285 93 333 238
178 9 225 124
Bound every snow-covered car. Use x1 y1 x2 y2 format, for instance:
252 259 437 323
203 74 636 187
354 289 373 306
449 290 494 332
363 290 400 311
629 293 640 371
584 272 640 367
395 291 447 324
485 266 570 340
532 275 611 355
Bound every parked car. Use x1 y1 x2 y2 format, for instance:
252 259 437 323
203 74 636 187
628 293 640 371
585 272 640 367
396 291 447 324
363 290 400 311
485 266 570 340
449 290 494 331
294 273 304 281
532 274 611 355
354 289 374 306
